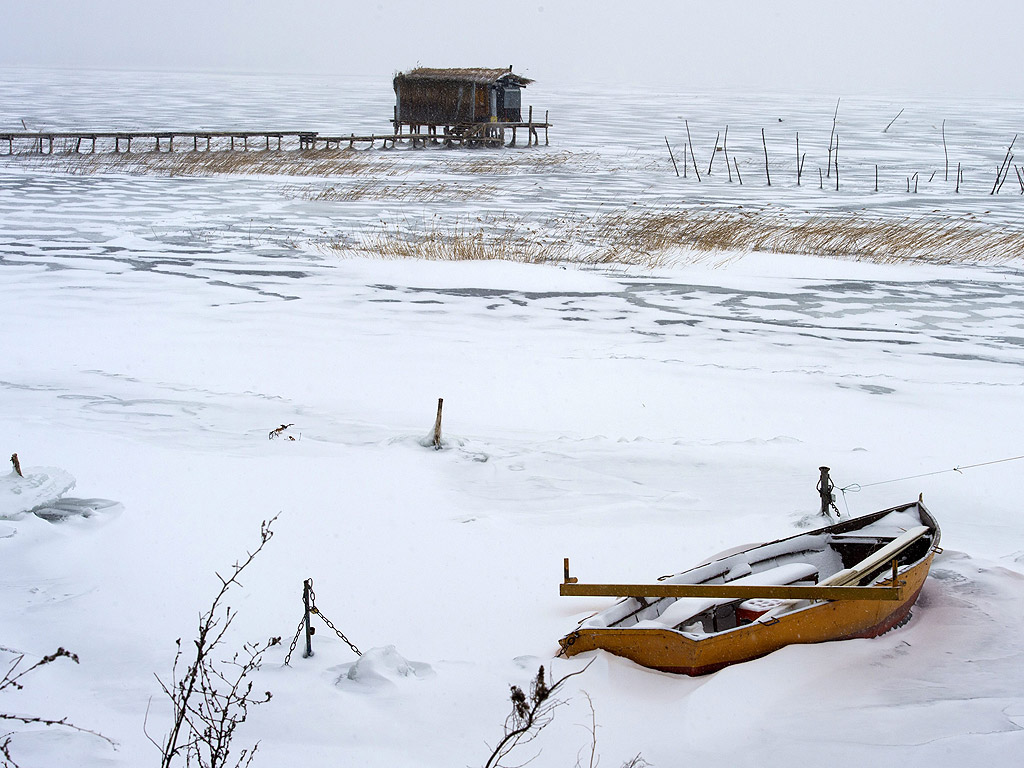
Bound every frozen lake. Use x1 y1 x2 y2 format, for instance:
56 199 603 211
2 69 1024 768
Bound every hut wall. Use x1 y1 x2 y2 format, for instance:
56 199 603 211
397 81 475 125
473 86 488 122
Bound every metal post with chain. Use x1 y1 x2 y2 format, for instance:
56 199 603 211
284 577 363 666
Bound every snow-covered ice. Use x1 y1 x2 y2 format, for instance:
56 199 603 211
2 69 1024 767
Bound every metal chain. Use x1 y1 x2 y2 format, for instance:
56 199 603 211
309 585 362 657
313 608 362 657
283 615 305 666
284 578 362 663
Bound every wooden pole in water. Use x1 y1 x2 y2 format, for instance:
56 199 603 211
665 136 679 177
433 398 444 450
827 98 839 178
724 125 732 182
685 120 701 181
707 130 720 175
883 108 904 133
795 132 800 185
834 135 839 190
991 135 1017 194
942 119 949 181
997 155 1013 194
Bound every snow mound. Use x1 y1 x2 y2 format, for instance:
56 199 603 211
333 646 434 693
0 466 76 520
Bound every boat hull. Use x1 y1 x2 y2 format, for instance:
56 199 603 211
559 503 939 675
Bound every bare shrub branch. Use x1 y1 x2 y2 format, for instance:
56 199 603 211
483 662 591 768
1 647 114 768
154 516 280 768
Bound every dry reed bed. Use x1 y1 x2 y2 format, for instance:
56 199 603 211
296 180 501 202
590 210 1024 265
325 210 1024 267
434 150 582 175
1 149 403 178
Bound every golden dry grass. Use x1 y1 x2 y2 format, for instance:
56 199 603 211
589 209 1024 265
4 149 403 178
436 150 581 175
296 180 500 202
338 222 568 264
321 209 1024 267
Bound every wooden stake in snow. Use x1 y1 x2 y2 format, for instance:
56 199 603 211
883 108 904 133
762 128 771 186
796 132 801 185
724 125 732 182
10 453 22 477
827 98 839 178
991 134 1017 195
733 156 742 185
685 120 701 181
707 131 720 175
834 134 839 191
875 164 878 192
665 137 679 177
942 119 949 181
433 398 444 450
956 162 961 193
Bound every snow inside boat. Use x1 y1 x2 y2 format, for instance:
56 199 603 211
558 500 940 675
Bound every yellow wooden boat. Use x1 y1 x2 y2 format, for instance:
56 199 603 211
558 500 940 675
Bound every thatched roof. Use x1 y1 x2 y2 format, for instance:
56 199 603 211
394 67 534 87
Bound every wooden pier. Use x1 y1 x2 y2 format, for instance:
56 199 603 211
0 131 321 155
0 114 551 155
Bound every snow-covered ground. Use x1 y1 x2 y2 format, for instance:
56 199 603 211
2 69 1024 767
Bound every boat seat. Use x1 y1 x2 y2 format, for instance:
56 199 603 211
647 562 819 631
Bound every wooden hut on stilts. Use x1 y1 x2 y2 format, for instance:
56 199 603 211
392 67 549 147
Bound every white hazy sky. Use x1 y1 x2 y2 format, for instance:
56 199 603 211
2 0 1022 98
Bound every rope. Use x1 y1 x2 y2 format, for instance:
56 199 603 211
840 453 1024 493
